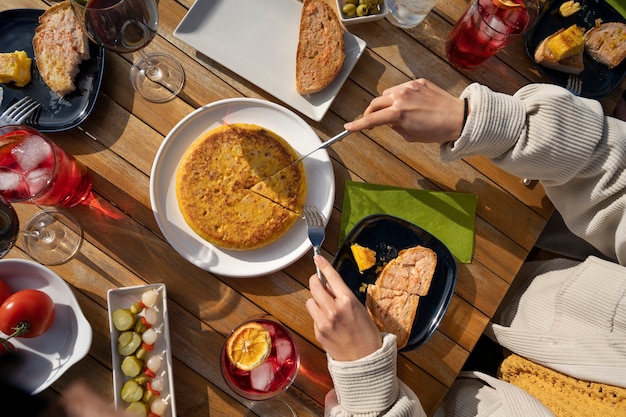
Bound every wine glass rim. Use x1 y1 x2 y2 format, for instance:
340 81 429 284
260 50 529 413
71 0 130 11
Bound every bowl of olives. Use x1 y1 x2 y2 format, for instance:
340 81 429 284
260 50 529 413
337 0 388 25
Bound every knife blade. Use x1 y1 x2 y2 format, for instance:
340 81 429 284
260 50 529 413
254 129 352 184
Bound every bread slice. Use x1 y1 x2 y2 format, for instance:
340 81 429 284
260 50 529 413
32 1 90 97
375 245 437 296
295 0 345 95
534 26 585 74
365 284 418 349
0 51 32 87
584 22 626 69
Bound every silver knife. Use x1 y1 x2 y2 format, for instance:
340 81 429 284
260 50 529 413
255 129 352 183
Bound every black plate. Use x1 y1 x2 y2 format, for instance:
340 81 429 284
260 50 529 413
331 214 458 351
525 0 626 99
0 9 104 132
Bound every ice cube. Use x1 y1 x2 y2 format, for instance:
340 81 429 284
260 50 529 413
26 168 51 195
275 337 292 365
12 135 52 172
0 171 22 192
249 361 275 392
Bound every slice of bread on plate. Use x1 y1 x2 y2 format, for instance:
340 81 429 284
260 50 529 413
375 245 437 296
584 22 626 69
534 25 585 74
32 1 90 97
364 245 437 349
296 0 345 95
365 284 418 349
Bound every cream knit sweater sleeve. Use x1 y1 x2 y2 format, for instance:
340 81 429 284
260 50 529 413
441 83 626 264
326 333 425 417
488 256 626 387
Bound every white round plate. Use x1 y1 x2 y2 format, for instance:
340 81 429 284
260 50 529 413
0 259 93 394
150 98 335 277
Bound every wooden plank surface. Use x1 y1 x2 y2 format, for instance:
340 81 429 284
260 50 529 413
2 0 624 416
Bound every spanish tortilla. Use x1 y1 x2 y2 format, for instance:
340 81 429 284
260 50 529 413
175 123 306 250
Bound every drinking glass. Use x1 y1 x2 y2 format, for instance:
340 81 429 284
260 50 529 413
221 316 300 417
385 0 439 28
0 126 89 265
70 0 185 103
0 125 92 207
445 0 539 68
0 198 82 265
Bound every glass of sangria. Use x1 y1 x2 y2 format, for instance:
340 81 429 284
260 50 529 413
221 316 300 417
0 126 88 265
70 0 184 103
445 0 539 68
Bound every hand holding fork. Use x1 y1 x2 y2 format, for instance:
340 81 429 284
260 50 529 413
303 205 327 286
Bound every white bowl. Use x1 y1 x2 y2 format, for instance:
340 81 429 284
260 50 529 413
0 259 92 394
108 284 176 417
336 0 388 25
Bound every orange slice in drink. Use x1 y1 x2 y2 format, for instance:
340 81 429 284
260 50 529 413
226 322 271 371
492 0 524 8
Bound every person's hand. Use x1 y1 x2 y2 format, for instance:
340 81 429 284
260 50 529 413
57 381 126 417
305 255 382 361
344 78 467 144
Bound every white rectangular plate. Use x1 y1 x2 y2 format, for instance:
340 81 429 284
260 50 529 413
174 0 367 121
107 284 176 417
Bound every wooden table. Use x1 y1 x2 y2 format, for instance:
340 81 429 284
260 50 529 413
3 0 625 416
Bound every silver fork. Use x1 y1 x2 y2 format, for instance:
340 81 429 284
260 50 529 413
0 96 41 125
303 205 327 286
565 74 582 96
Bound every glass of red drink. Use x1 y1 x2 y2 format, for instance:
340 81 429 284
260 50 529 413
0 125 92 207
221 317 300 416
445 0 539 68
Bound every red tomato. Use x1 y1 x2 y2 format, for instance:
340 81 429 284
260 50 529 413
0 279 12 306
0 338 15 355
0 289 55 338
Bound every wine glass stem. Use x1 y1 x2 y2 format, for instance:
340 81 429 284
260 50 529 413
22 230 53 243
135 49 160 82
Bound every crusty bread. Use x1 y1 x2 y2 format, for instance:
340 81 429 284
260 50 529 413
375 245 437 296
584 22 626 69
364 245 437 349
32 1 90 97
365 285 418 349
534 26 585 74
295 0 345 95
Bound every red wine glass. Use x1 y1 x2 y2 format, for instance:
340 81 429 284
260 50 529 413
70 0 185 102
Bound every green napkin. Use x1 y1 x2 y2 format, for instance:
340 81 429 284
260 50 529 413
340 181 478 263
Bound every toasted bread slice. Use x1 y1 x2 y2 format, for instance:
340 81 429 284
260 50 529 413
375 245 436 296
534 26 585 74
365 284 418 349
584 22 626 69
295 0 345 95
32 1 90 97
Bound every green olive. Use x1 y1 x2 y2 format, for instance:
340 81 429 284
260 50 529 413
342 3 356 16
345 0 358 4
356 4 368 16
